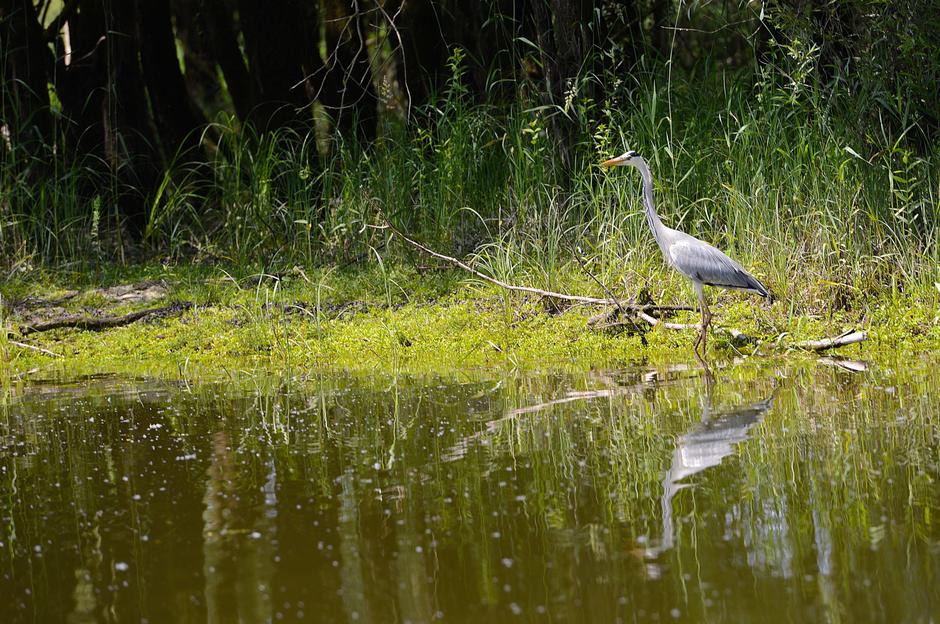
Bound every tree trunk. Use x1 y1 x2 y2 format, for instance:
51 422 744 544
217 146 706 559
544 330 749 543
171 0 227 121
531 0 605 173
107 0 164 236
390 0 447 113
236 0 314 133
137 0 206 161
202 0 253 122
54 0 109 165
53 1 162 238
0 0 53 150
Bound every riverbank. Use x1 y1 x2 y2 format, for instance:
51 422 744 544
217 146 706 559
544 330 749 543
1 260 937 381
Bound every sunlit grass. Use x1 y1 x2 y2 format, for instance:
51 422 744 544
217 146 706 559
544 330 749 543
1 63 937 322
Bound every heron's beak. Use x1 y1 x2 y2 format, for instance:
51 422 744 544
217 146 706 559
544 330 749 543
600 155 626 168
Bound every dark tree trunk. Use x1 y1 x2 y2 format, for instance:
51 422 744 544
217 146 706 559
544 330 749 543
171 0 227 121
236 0 314 132
137 0 206 161
107 0 164 236
321 0 377 143
531 0 606 173
0 0 53 149
54 0 109 167
202 0 253 122
53 1 162 238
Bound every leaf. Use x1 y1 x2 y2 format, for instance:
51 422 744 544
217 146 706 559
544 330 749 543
844 146 863 159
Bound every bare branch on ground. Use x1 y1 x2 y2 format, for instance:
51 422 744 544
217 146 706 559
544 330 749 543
386 220 869 354
385 219 689 314
8 340 63 358
794 330 868 352
18 302 193 336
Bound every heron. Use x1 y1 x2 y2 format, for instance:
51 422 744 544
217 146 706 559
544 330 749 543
601 150 768 359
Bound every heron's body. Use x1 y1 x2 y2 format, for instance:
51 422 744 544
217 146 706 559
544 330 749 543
602 150 768 358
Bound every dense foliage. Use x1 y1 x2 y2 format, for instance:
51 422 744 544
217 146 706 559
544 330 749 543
0 1 937 290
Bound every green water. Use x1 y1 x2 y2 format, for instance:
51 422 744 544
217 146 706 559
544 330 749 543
1 359 938 622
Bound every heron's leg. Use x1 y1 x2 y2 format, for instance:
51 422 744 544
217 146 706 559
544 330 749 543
692 281 706 360
702 298 712 353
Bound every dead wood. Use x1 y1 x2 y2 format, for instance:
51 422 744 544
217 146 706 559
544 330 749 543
385 220 690 315
794 330 868 352
385 220 869 354
19 302 193 336
8 340 63 358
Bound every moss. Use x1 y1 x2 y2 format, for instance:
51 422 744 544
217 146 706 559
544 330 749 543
1 262 937 380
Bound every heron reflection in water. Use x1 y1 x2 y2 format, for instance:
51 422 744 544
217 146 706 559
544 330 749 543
649 382 776 557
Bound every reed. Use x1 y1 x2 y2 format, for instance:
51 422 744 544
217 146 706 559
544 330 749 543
1 61 936 313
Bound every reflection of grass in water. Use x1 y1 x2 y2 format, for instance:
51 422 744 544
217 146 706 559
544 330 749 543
1 362 939 620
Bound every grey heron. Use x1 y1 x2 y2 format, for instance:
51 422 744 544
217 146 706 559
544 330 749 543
601 150 768 358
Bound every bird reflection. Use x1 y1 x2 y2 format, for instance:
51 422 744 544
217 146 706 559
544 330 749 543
651 381 775 557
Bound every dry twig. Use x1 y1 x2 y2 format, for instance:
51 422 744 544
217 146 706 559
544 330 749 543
8 340 63 358
385 220 869 353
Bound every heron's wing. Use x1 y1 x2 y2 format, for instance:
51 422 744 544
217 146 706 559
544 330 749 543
667 235 768 296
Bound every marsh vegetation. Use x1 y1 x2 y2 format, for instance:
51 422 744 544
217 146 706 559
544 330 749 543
1 1 937 318
2 3 940 620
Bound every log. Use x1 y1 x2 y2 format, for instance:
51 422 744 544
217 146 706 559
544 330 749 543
794 330 867 352
19 302 193 336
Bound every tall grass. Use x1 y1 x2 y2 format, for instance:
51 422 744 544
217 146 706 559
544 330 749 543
1 58 936 307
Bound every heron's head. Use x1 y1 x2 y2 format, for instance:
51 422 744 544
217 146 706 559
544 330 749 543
600 150 641 168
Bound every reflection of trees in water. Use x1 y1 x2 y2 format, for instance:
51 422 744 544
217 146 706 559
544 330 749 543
202 430 276 623
4 365 940 622
0 387 210 621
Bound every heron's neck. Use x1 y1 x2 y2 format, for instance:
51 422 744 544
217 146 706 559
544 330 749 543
636 160 667 248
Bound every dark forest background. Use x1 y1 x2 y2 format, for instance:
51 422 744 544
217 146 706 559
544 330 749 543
0 0 937 270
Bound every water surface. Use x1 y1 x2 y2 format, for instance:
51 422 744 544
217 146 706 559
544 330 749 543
1 359 939 622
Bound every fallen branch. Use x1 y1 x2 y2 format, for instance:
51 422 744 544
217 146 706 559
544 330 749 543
385 220 690 315
385 222 869 354
8 340 63 358
19 302 194 336
794 330 867 352
636 310 698 331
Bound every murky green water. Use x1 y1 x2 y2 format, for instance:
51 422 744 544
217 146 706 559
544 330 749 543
1 359 939 623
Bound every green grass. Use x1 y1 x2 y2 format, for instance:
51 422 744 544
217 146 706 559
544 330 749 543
0 261 937 381
1 62 937 379
4 62 936 300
